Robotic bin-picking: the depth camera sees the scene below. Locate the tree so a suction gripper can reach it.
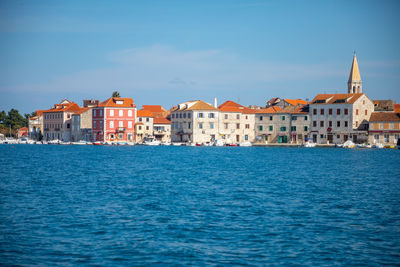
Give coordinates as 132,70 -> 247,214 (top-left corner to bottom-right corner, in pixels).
112,91 -> 120,97
0,110 -> 6,124
5,109 -> 27,129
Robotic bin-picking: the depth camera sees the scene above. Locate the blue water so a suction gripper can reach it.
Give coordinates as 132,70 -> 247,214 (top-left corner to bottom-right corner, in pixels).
0,145 -> 400,266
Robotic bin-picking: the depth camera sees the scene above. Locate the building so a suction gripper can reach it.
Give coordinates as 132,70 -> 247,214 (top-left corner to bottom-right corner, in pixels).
135,109 -> 154,143
71,107 -> 92,141
92,97 -> 136,143
273,105 -> 310,144
141,105 -> 167,118
373,100 -> 395,112
348,53 -> 362,94
18,127 -> 29,138
266,98 -> 308,108
368,112 -> 400,145
254,106 -> 282,143
153,117 -> 171,142
43,100 -> 81,141
309,93 -> 374,144
28,110 -> 45,140
218,100 -> 256,144
171,100 -> 219,144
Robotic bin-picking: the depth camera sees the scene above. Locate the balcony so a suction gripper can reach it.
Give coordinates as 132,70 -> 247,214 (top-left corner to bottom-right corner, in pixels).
116,127 -> 126,132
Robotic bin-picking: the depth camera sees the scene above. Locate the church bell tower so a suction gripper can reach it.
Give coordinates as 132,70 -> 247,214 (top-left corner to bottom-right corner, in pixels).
348,52 -> 362,94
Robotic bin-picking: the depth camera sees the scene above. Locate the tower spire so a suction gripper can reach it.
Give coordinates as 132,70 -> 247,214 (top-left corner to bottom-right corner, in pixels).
348,52 -> 362,94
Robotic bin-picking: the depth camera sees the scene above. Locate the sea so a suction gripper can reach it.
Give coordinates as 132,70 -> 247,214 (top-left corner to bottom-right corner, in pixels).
0,145 -> 399,266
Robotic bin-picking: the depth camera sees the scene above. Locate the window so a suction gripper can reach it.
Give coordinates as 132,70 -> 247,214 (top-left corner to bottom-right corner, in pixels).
118,133 -> 123,139
292,116 -> 297,121
138,125 -> 142,130
236,123 -> 240,129
313,121 -> 317,127
146,118 -> 149,122
119,121 -> 123,127
329,109 -> 332,115
224,123 -> 228,129
384,134 -> 389,143
179,113 -> 182,118
328,121 -> 332,127
313,109 -> 317,115
269,116 -> 273,121
188,113 -> 191,119
320,134 -> 324,139
110,121 -> 114,128
291,126 -> 296,131
344,109 -> 348,115
236,114 -> 240,120
128,110 -> 132,117
282,116 -> 285,121
356,109 -> 359,115
344,121 -> 348,127
281,127 -> 286,132
110,110 -> 114,116
146,126 -> 149,130
337,109 -> 340,115
259,125 -> 263,131
225,114 -> 228,119
198,113 -> 204,118
320,121 -> 324,127
245,115 -> 248,119
199,123 -> 203,129
269,125 -> 273,131
374,134 -> 379,141
337,121 -> 340,127
94,110 -> 97,116
245,124 -> 250,129
119,110 -> 123,116
94,121 -> 96,128
304,126 -> 308,131
183,113 -> 186,118
172,114 -> 175,118
304,116 -> 308,121
356,121 -> 358,127
100,110 -> 103,116
139,117 -> 142,122
210,113 -> 215,118
210,123 -> 214,129
365,110 -> 368,115
320,109 -> 324,115
100,121 -> 103,128
188,122 -> 191,129
245,135 -> 248,141
259,116 -> 263,121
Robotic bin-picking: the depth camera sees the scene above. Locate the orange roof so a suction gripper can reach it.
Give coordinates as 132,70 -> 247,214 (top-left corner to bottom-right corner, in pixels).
137,109 -> 154,117
154,118 -> 171,124
283,99 -> 308,106
311,93 -> 364,104
394,104 -> 400,113
218,100 -> 243,109
142,105 -> 167,118
36,110 -> 46,116
255,106 -> 282,114
187,100 -> 218,111
18,127 -> 28,131
278,105 -> 309,114
369,112 -> 400,122
43,102 -> 81,113
98,97 -> 136,108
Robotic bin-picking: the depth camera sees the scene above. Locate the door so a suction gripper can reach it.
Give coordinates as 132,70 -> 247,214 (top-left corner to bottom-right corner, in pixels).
327,134 -> 333,143
344,135 -> 348,142
353,135 -> 357,143
313,134 -> 317,143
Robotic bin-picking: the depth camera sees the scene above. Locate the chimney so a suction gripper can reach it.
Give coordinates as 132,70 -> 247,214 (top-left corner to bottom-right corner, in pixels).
214,97 -> 218,108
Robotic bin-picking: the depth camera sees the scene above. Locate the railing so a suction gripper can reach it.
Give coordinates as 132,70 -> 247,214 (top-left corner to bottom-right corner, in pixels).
117,127 -> 126,132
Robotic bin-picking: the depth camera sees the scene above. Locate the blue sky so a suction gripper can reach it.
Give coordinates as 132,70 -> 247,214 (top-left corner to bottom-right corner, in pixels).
0,0 -> 399,113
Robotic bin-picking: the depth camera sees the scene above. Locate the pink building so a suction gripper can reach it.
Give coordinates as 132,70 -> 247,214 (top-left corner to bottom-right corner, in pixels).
92,97 -> 136,142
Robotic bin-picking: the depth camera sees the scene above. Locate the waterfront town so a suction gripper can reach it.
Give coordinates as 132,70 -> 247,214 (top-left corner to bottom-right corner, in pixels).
3,54 -> 400,147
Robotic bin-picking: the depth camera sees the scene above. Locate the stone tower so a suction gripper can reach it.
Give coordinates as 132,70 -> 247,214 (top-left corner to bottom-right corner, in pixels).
348,52 -> 362,94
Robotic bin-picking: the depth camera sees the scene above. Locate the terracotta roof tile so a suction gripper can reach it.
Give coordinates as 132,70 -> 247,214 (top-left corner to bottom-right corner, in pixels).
311,93 -> 364,105
394,104 -> 400,113
218,100 -> 243,109
255,106 -> 282,114
283,99 -> 308,106
278,105 -> 309,114
369,112 -> 400,122
137,110 -> 154,117
154,118 -> 171,124
73,107 -> 91,115
98,97 -> 136,108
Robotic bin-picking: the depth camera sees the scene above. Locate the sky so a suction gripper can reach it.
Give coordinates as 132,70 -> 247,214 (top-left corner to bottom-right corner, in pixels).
0,0 -> 399,114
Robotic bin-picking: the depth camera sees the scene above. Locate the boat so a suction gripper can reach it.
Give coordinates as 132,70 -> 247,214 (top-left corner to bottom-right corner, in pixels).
239,142 -> 252,147
343,140 -> 355,148
372,143 -> 384,149
93,141 -> 103,145
214,140 -> 225,147
397,139 -> 400,149
303,141 -> 316,148
48,139 -> 60,144
71,140 -> 88,145
143,137 -> 161,146
4,138 -> 18,144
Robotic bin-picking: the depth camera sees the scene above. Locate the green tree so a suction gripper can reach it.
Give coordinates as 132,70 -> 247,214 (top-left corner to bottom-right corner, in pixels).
112,91 -> 120,97
0,110 -> 6,124
5,109 -> 27,129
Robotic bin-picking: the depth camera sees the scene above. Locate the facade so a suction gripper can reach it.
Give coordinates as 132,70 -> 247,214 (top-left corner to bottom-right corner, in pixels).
153,118 -> 171,142
171,100 -> 219,144
18,127 -> 29,138
71,107 -> 92,141
309,93 -> 374,144
368,112 -> 400,145
92,97 -> 136,143
43,100 -> 81,141
254,106 -> 282,143
28,110 -> 45,140
266,97 -> 307,108
135,110 -> 154,143
218,101 -> 255,144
